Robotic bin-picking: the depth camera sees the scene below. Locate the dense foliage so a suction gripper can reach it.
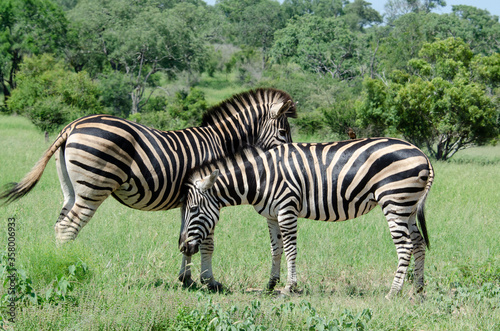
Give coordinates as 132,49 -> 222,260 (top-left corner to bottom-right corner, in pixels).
1,0 -> 499,158
7,54 -> 102,133
358,38 -> 499,159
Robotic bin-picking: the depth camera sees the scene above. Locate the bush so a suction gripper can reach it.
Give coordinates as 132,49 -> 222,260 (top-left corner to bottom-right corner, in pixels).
130,88 -> 207,131
295,114 -> 324,136
98,71 -> 133,117
7,54 -> 103,133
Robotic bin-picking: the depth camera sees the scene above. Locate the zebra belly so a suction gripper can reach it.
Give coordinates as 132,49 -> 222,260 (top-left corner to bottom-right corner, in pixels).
297,193 -> 378,222
112,179 -> 181,211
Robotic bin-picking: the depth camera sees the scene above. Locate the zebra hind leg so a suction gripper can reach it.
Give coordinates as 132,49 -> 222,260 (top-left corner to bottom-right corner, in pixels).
54,155 -> 111,243
54,196 -> 104,243
55,147 -> 75,235
385,216 -> 413,300
410,215 -> 426,297
266,218 -> 283,292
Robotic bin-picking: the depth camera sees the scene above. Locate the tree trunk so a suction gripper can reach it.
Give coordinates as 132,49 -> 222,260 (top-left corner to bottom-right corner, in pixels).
8,51 -> 20,92
0,70 -> 10,103
436,141 -> 443,160
130,90 -> 140,115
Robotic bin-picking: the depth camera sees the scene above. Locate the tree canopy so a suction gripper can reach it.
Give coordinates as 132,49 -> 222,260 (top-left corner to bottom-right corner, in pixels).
0,0 -> 67,100
0,0 -> 498,158
358,38 -> 499,160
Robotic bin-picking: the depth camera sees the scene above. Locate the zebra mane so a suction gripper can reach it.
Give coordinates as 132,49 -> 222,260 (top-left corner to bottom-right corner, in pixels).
201,88 -> 297,126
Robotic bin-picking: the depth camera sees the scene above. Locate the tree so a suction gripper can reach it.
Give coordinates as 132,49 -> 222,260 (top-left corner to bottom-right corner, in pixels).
384,0 -> 445,22
238,0 -> 284,69
0,0 -> 67,103
358,38 -> 499,160
377,12 -> 428,72
344,0 -> 382,29
130,87 -> 207,131
7,54 -> 103,133
271,15 -> 363,80
67,0 -> 210,114
281,0 -> 347,19
451,5 -> 500,55
378,7 -> 500,75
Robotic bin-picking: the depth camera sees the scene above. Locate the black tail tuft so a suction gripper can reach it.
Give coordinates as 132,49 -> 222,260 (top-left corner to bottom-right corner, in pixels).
417,203 -> 430,250
0,181 -> 38,206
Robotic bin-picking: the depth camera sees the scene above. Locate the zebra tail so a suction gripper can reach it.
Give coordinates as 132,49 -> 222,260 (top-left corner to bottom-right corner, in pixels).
416,159 -> 434,250
0,129 -> 69,205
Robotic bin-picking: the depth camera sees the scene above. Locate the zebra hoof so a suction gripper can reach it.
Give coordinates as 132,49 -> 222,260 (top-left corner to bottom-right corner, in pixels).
277,284 -> 302,298
202,278 -> 224,292
266,277 -> 280,292
410,288 -> 426,303
385,290 -> 399,301
208,282 -> 224,292
179,275 -> 197,289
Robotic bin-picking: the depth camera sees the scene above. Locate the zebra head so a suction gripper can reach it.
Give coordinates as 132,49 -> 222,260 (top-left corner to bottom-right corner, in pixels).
202,89 -> 297,151
256,99 -> 294,150
179,170 -> 220,256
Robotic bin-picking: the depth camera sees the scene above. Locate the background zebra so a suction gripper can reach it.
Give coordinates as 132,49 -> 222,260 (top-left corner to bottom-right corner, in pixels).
0,88 -> 296,290
179,138 -> 434,299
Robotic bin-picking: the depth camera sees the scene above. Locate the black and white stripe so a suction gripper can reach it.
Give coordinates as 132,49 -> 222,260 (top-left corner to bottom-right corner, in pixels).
179,138 -> 434,298
0,88 -> 296,288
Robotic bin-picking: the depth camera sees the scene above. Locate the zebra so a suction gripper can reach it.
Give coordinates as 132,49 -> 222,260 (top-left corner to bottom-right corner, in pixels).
179,138 -> 434,299
0,88 -> 297,290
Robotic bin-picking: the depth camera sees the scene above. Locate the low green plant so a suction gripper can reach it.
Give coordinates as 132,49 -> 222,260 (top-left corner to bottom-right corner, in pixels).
0,252 -> 88,314
172,297 -> 372,330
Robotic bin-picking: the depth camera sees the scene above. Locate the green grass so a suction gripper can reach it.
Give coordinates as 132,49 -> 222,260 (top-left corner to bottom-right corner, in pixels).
195,72 -> 249,105
161,71 -> 248,106
0,115 -> 499,330
450,145 -> 500,165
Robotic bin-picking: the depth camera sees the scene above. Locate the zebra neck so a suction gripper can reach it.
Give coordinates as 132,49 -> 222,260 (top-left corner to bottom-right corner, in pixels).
204,119 -> 253,158
183,125 -> 248,167
212,150 -> 265,208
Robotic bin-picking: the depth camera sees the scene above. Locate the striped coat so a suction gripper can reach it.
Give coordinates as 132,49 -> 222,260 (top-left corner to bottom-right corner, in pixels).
179,138 -> 434,298
0,88 -> 296,289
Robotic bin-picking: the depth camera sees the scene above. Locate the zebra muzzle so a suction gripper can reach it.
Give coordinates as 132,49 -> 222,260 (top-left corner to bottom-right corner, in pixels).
179,236 -> 200,256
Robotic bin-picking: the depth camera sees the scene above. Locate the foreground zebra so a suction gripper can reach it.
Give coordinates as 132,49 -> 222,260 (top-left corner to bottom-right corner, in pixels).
0,88 -> 296,289
179,138 -> 434,298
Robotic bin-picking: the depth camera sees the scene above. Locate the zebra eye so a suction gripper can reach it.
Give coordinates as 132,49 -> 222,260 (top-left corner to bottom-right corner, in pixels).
278,129 -> 288,141
189,205 -> 199,214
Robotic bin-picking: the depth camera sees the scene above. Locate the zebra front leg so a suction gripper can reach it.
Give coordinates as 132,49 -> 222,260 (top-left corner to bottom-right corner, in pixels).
386,217 -> 413,300
266,218 -> 283,291
178,254 -> 196,288
199,232 -> 223,291
278,213 -> 300,295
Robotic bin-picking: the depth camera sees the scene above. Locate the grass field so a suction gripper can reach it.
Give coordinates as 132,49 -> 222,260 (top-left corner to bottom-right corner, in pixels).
0,115 -> 499,330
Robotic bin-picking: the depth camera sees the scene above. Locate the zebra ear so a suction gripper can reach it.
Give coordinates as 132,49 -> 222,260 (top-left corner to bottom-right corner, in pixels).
270,100 -> 293,119
198,169 -> 219,192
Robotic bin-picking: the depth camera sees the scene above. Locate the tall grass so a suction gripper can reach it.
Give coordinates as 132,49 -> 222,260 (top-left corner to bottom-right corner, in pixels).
0,115 -> 499,330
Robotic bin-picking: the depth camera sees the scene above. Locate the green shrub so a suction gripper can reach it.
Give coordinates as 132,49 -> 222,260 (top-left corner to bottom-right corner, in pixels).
7,54 -> 103,133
